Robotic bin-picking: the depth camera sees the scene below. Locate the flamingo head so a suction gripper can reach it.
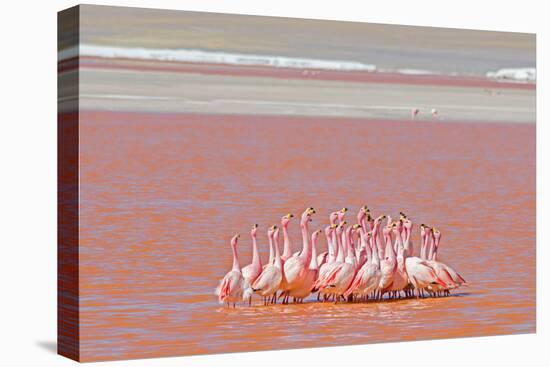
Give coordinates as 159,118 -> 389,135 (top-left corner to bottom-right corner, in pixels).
250,223 -> 259,237
403,218 -> 413,231
230,233 -> 240,247
337,207 -> 348,222
329,211 -> 339,225
324,225 -> 333,238
273,226 -> 280,241
301,207 -> 316,224
281,213 -> 294,226
366,231 -> 373,240
312,229 -> 323,242
336,221 -> 347,236
383,222 -> 393,236
433,227 -> 441,241
374,214 -> 386,227
267,225 -> 277,238
399,211 -> 408,221
424,225 -> 433,238
357,205 -> 369,222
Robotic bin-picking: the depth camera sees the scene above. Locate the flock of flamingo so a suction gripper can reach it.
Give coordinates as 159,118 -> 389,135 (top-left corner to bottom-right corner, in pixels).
216,206 -> 466,307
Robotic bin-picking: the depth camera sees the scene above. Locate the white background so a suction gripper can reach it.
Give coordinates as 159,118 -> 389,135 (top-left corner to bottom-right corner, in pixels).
0,0 -> 546,365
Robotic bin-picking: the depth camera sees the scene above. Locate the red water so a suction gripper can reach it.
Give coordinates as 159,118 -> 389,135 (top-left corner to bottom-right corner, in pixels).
78,111 -> 535,361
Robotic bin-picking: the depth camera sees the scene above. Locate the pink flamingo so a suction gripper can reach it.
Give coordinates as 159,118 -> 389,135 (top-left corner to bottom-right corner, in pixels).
403,220 -> 447,298
355,207 -> 370,266
289,229 -> 323,303
215,234 -> 244,307
345,226 -> 382,301
421,227 -> 458,295
242,224 -> 263,306
378,221 -> 397,299
401,214 -> 414,257
282,207 -> 315,303
429,229 -> 466,294
315,223 -> 358,303
313,221 -> 346,301
315,223 -> 338,301
386,221 -> 409,298
411,107 -> 420,119
252,226 -> 283,305
316,210 -> 341,267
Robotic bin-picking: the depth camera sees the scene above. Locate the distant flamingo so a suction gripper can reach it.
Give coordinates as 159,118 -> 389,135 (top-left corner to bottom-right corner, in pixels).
282,207 -> 315,303
252,226 -> 283,305
242,224 -> 263,306
215,234 -> 244,307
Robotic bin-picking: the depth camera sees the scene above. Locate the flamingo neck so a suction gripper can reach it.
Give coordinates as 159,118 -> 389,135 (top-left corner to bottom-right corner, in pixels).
420,234 -> 427,260
427,234 -> 435,260
361,229 -> 372,262
384,233 -> 395,260
395,230 -> 405,263
371,235 -> 380,265
268,233 -> 274,264
375,224 -> 385,259
336,230 -> 345,262
231,243 -> 240,272
273,233 -> 282,269
309,236 -> 318,270
433,236 -> 440,260
282,224 -> 292,259
299,220 -> 311,263
251,234 -> 261,268
346,228 -> 355,259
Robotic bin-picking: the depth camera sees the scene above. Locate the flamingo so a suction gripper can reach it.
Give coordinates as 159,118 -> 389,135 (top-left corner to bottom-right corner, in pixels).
277,213 -> 294,300
252,226 -> 283,305
315,222 -> 358,303
432,228 -> 465,288
420,227 -> 458,296
215,234 -> 244,308
403,220 -> 447,298
316,211 -> 340,267
313,221 -> 346,301
386,221 -> 409,298
315,223 -> 339,301
378,221 -> 397,299
242,224 -> 262,306
345,227 -> 382,301
288,229 -> 323,303
430,228 -> 466,290
282,207 -> 315,303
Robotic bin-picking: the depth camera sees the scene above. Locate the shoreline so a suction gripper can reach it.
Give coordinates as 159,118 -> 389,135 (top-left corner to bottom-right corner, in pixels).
59,56 -> 536,91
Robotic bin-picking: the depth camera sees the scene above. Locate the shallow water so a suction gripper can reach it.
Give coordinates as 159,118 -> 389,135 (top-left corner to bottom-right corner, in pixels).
78,111 -> 535,361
